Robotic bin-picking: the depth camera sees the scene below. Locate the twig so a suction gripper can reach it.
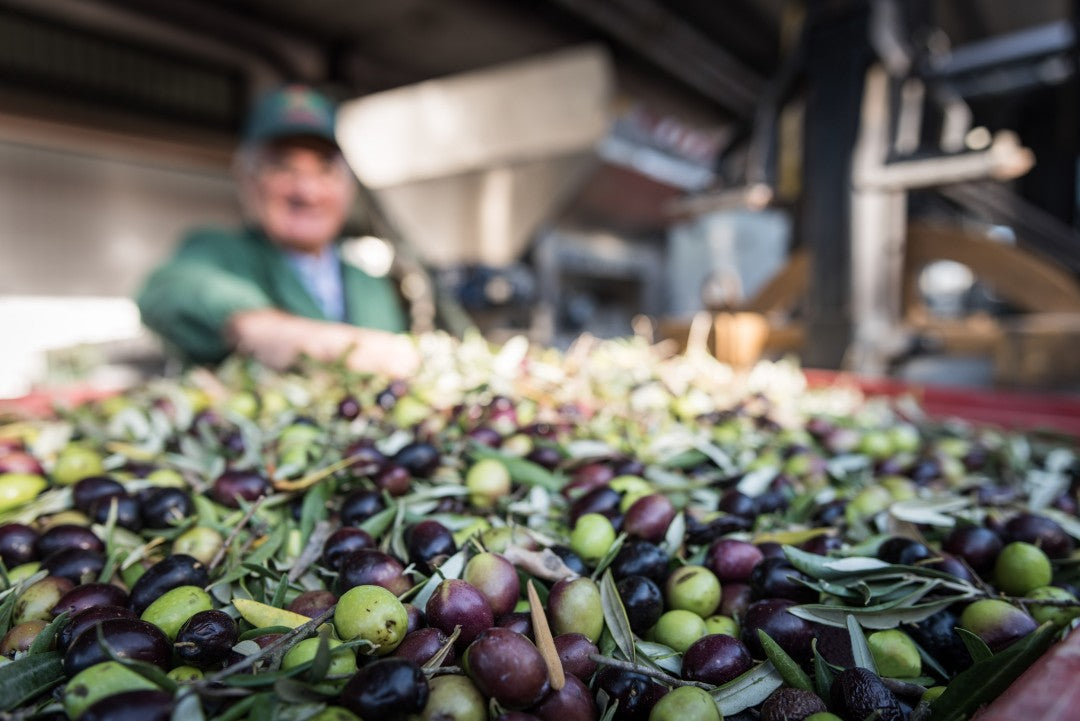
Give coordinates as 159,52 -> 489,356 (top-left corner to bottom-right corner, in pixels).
288,520 -> 333,582
208,497 -> 266,571
202,605 -> 336,683
529,580 -> 566,690
589,653 -> 711,690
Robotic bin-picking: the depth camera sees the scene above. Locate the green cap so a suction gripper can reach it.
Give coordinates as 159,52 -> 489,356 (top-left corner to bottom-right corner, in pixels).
243,84 -> 338,147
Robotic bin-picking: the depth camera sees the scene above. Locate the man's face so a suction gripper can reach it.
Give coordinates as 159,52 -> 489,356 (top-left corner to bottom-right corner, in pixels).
242,138 -> 355,254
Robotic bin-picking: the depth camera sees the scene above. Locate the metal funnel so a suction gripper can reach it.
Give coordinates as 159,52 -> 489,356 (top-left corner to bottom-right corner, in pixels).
336,45 -> 614,268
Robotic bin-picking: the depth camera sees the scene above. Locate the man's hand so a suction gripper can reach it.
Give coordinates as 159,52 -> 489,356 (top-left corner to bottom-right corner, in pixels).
225,309 -> 420,377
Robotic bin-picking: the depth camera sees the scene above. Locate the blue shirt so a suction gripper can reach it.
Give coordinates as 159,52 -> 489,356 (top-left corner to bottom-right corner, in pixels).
284,246 -> 346,322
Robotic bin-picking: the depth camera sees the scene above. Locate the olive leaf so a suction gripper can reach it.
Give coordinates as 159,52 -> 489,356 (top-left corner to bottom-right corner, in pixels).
28,611 -> 68,655
846,614 -> 878,674
954,627 -> 993,663
411,548 -> 467,611
590,533 -> 627,580
712,660 -> 784,717
600,569 -> 636,665
790,594 -> 963,630
661,512 -> 685,556
812,639 -> 835,701
359,506 -> 397,539
308,627 -> 333,682
757,630 -> 813,692
925,623 -> 1058,721
172,691 -> 206,721
634,640 -> 682,674
0,651 -> 64,711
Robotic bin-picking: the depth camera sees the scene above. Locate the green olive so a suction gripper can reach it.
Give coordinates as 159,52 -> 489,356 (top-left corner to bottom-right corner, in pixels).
665,565 -> 722,618
52,444 -> 104,485
334,584 -> 408,655
167,666 -> 204,683
140,585 -> 214,640
1026,586 -> 1080,626
994,542 -> 1052,596
652,609 -> 707,653
172,526 -> 224,565
282,636 -> 358,678
64,661 -> 158,718
414,673 -> 487,721
648,685 -> 721,721
0,473 -> 47,512
465,458 -> 512,508
704,614 -> 739,637
867,629 -> 921,678
569,513 -> 616,564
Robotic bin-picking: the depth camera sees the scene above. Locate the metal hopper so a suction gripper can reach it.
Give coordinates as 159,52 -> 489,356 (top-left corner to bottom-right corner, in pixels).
335,45 -> 615,269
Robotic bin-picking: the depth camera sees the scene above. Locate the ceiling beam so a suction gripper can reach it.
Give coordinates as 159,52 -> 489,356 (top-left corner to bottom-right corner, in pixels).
544,0 -> 765,119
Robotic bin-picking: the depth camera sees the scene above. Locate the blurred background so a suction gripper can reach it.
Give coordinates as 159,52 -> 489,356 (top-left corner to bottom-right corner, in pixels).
3,0 -> 1080,399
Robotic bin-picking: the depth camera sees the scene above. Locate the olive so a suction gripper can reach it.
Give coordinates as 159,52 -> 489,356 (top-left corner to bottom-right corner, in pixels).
405,603 -> 424,634
705,539 -> 764,583
1,619 -> 47,656
616,575 -> 663,635
0,449 -> 44,475
550,545 -> 589,577
343,440 -> 389,474
392,627 -> 456,667
812,499 -> 847,526
1003,513 -> 1075,559
547,577 -> 604,643
53,583 -> 129,617
570,513 -> 617,564
594,667 -> 668,721
89,493 -> 143,531
562,462 -> 615,498
526,445 -> 562,470
799,534 -> 843,556
64,618 -> 171,675
0,522 -> 38,567
375,464 -> 413,496
877,537 -> 934,566
322,528 -> 375,570
718,490 -> 758,519
43,548 -> 106,584
282,637 -> 357,679
568,486 -> 622,524
466,458 -> 512,507
813,624 -> 855,669
210,469 -> 269,508
463,552 -> 520,617
58,606 -> 136,652
994,542 -> 1052,595
80,690 -> 173,721
287,589 -> 338,618
759,688 -> 827,721
337,394 -> 362,420
63,661 -> 159,719
681,634 -> 753,685
741,599 -> 815,664
341,658 -> 429,721
665,565 -> 721,617
749,558 -> 817,603
942,525 -> 1002,575
14,576 -> 74,623
531,673 -> 597,721
418,674 -> 487,721
467,426 -> 504,448
757,542 -> 787,560
340,489 -> 387,526
141,585 -> 213,640
426,579 -> 494,649
35,524 -> 104,558
623,494 -> 676,542
553,633 -> 599,680
175,609 -> 237,668
647,686 -> 719,721
610,540 -> 670,584
905,609 -> 971,675
717,581 -> 752,619
496,714 -> 542,721
139,488 -> 194,528
335,584 -> 408,654
685,515 -> 752,546
337,549 -> 411,596
128,554 -> 209,615
498,611 -> 534,639
830,667 -> 903,721
867,629 -> 921,678
959,599 -> 1038,653
72,476 -> 125,512
406,520 -> 457,574
464,628 -> 549,708
393,442 -> 441,478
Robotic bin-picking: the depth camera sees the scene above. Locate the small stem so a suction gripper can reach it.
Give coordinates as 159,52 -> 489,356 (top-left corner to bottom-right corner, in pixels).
589,653 -> 712,690
288,520 -> 332,582
202,605 -> 336,684
208,497 -> 266,571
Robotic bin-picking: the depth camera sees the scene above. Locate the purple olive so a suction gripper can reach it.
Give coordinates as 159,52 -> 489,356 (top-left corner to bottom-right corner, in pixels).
681,634 -> 754,685
741,598 -> 815,665
211,470 -> 269,508
464,628 -> 549,709
623,494 -> 676,542
530,673 -> 597,721
392,627 -> 456,667
706,539 -> 764,583
64,618 -> 171,675
52,583 -> 128,617
426,579 -> 494,649
286,590 -> 338,618
337,549 -> 411,596
553,633 -> 599,680
58,605 -> 135,651
322,527 -> 375,570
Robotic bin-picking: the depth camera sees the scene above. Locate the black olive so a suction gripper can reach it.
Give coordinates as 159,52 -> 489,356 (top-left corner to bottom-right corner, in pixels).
174,609 -> 237,668
393,442 -> 440,478
0,523 -> 38,567
58,606 -> 135,652
341,658 -> 429,721
830,667 -> 904,721
64,618 -> 171,676
72,476 -> 125,512
89,494 -> 143,531
35,525 -> 103,558
139,488 -> 194,528
128,554 -> 209,615
81,690 -> 173,721
43,548 -> 106,584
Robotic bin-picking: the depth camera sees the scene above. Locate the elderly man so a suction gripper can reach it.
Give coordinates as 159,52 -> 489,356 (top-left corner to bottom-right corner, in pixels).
137,85 -> 418,376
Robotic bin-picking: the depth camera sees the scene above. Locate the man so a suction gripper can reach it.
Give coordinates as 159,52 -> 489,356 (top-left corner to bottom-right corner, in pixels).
137,85 -> 419,376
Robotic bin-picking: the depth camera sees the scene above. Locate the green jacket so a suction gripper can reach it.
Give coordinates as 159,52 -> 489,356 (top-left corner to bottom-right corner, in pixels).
137,226 -> 407,364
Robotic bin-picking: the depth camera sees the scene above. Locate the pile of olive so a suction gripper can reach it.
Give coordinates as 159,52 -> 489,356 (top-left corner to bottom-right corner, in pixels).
0,358 -> 1077,721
